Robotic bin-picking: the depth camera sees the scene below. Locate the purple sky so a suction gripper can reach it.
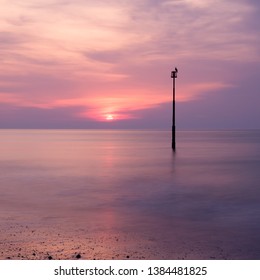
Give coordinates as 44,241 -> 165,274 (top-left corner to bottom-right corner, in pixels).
0,0 -> 259,129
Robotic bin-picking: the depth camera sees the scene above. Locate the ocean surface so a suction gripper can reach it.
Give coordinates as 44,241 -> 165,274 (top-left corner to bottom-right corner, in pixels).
1,129 -> 260,259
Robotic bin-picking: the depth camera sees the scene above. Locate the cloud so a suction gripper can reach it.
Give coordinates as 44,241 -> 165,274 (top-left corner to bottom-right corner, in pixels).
83,50 -> 125,64
0,104 -> 91,128
0,0 -> 259,128
0,31 -> 29,48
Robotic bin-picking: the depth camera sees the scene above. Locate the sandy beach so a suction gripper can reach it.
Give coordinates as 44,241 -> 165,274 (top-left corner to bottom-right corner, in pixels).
0,218 -> 244,260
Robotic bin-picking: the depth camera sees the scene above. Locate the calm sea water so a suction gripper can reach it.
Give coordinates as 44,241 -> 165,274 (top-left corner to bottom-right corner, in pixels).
1,130 -> 260,259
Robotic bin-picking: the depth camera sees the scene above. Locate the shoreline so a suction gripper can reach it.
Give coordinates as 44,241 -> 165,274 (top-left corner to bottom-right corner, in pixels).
0,221 -> 249,260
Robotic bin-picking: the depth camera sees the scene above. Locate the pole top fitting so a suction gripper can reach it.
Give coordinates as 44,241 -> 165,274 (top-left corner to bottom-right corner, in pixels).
171,67 -> 178,78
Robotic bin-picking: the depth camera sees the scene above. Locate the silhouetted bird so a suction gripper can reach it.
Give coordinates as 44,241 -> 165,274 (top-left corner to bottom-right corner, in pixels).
175,67 -> 178,73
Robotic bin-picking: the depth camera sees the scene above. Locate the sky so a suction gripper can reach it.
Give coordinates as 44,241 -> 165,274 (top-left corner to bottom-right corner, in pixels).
0,0 -> 259,129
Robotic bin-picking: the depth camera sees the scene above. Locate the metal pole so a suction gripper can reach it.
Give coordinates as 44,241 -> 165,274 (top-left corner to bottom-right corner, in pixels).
171,68 -> 178,150
172,76 -> 176,150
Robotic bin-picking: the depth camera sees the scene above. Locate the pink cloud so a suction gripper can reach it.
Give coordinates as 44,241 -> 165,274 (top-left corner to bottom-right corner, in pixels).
0,0 -> 259,128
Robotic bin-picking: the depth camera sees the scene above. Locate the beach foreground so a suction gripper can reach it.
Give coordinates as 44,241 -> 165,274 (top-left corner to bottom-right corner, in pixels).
1,130 -> 260,260
0,220 -> 247,260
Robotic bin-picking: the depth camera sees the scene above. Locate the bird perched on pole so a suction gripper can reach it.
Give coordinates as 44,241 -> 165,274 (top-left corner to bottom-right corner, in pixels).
175,67 -> 178,73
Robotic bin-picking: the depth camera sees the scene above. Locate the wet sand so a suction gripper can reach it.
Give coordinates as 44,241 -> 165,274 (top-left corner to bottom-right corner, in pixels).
0,219 -> 241,260
0,222 -> 153,260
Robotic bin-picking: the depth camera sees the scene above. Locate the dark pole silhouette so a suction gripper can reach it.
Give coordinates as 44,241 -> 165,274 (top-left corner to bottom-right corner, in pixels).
171,68 -> 178,150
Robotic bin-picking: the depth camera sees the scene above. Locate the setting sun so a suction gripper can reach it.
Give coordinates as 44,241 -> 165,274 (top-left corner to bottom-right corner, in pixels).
106,114 -> 114,121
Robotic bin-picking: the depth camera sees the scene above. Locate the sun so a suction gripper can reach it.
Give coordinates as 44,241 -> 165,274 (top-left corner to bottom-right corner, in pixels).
105,114 -> 114,121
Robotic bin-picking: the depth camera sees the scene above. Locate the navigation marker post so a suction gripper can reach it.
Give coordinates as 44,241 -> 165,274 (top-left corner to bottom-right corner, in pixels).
171,68 -> 178,150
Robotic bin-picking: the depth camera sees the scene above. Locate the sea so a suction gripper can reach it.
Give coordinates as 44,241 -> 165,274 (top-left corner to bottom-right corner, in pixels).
0,129 -> 260,259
